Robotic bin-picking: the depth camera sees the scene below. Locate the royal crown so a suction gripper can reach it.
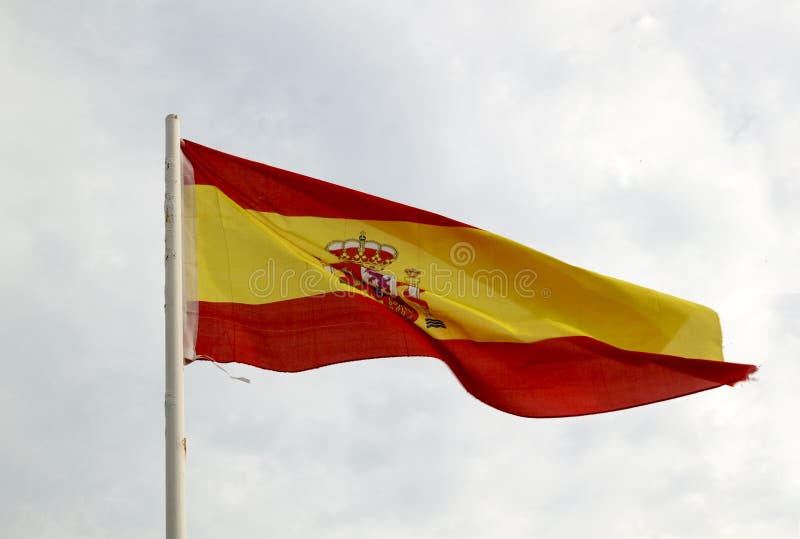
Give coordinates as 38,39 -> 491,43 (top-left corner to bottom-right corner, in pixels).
326,231 -> 398,270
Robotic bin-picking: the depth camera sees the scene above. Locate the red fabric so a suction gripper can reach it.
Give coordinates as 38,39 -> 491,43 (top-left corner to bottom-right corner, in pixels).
192,294 -> 755,418
182,139 -> 470,227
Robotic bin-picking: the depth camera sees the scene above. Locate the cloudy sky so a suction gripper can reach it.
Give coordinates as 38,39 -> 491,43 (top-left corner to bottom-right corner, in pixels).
1,1 -> 798,537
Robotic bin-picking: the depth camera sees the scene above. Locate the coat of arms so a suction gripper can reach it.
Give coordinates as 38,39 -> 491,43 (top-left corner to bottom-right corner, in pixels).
324,232 -> 446,329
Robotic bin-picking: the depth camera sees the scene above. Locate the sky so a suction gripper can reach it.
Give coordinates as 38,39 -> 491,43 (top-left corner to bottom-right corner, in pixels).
1,1 -> 798,537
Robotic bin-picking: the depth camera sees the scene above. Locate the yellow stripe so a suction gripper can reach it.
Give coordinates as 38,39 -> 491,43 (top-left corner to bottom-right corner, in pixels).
186,184 -> 722,360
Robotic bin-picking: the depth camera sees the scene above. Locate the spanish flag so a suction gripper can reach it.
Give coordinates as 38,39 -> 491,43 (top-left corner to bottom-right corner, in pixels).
181,140 -> 756,418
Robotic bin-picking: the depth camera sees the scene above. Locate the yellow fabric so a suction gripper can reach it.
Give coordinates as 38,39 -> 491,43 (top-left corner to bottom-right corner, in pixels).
186,183 -> 723,360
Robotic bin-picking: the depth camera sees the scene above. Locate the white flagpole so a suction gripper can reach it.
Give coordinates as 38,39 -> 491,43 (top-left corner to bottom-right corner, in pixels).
164,114 -> 186,539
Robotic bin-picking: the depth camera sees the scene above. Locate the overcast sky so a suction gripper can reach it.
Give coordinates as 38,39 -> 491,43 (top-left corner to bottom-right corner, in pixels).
1,1 -> 798,537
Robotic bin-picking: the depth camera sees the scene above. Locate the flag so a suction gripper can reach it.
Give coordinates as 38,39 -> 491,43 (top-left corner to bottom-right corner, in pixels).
180,140 -> 756,418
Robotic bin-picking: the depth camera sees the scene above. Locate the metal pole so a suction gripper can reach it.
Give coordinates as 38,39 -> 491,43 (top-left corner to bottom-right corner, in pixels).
164,113 -> 186,539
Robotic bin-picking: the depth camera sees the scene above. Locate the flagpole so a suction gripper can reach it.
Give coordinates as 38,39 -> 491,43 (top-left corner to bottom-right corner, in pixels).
164,113 -> 186,539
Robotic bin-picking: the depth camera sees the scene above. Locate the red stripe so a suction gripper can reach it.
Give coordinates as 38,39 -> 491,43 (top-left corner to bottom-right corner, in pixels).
181,139 -> 470,227
190,294 -> 756,418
